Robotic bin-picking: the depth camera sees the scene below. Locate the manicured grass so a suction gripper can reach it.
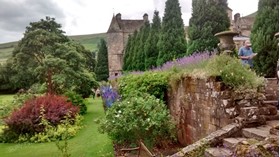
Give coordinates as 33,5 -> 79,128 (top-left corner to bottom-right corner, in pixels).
0,97 -> 114,157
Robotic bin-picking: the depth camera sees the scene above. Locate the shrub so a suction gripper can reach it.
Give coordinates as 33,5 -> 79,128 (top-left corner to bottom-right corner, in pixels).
64,91 -> 87,115
99,93 -> 176,146
206,55 -> 264,90
0,92 -> 35,125
2,95 -> 79,142
118,71 -> 170,101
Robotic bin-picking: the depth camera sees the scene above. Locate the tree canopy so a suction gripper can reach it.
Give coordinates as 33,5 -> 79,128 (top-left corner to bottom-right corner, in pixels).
95,39 -> 109,81
157,0 -> 187,66
188,0 -> 230,54
10,17 -> 97,96
251,0 -> 279,77
144,10 -> 162,69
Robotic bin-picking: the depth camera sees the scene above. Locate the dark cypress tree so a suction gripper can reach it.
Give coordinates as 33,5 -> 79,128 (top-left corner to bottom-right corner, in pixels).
188,0 -> 230,54
130,30 -> 141,70
95,39 -> 109,81
251,0 -> 279,77
144,10 -> 161,69
157,0 -> 187,66
123,35 -> 132,71
134,20 -> 150,71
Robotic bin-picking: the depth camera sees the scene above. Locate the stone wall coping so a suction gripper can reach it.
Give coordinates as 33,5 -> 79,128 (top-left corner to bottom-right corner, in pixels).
169,123 -> 241,157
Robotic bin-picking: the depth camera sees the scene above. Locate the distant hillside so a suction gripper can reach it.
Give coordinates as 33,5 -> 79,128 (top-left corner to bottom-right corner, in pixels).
0,33 -> 106,64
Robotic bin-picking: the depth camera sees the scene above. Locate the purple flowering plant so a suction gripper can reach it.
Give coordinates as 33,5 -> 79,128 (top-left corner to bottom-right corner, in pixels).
108,51 -> 215,80
100,85 -> 120,108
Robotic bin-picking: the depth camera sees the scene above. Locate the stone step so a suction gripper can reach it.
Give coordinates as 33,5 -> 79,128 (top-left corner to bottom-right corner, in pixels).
265,94 -> 278,100
263,100 -> 278,106
242,126 -> 277,141
266,120 -> 279,127
223,138 -> 247,150
204,147 -> 233,157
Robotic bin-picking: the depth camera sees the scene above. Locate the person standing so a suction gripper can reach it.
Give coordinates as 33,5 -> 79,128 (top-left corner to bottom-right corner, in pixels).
238,40 -> 257,68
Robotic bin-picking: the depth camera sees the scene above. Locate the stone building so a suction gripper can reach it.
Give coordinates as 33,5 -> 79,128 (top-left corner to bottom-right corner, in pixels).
107,13 -> 148,77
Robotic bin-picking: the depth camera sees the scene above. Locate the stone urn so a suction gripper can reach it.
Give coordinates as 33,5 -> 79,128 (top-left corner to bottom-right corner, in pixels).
215,31 -> 239,55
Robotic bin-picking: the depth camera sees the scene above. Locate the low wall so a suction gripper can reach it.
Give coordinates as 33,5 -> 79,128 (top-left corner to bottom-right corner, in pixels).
168,76 -> 268,146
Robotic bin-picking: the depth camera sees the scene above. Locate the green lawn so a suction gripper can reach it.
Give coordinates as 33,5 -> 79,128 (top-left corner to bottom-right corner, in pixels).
0,96 -> 114,157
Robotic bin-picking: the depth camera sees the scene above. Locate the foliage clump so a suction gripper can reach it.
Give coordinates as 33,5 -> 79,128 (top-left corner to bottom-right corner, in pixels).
251,0 -> 279,77
188,0 -> 230,54
118,71 -> 170,101
64,91 -> 87,115
95,39 -> 109,81
206,54 -> 264,90
157,0 -> 187,66
99,93 -> 175,146
1,95 -> 79,142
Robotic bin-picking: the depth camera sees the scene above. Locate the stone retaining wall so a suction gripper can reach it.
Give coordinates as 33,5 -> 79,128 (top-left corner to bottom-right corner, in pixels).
167,76 -> 276,146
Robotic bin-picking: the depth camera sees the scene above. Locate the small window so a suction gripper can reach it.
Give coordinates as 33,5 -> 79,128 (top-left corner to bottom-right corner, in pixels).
115,73 -> 118,76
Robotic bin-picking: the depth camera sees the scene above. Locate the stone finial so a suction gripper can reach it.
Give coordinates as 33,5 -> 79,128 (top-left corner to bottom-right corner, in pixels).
143,13 -> 148,22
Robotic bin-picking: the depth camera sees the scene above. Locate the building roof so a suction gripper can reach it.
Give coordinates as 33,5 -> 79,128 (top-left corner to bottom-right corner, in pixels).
107,14 -> 144,33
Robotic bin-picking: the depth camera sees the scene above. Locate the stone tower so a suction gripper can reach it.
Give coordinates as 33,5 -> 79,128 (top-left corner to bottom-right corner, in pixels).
107,13 -> 148,77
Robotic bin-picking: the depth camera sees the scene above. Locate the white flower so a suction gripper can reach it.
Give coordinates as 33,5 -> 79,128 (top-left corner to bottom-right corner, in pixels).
118,110 -> 122,113
115,114 -> 120,118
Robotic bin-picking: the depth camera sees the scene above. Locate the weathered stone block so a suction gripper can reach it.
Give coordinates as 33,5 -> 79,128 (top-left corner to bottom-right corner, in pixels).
259,105 -> 278,115
221,99 -> 234,108
239,107 -> 259,119
236,99 -> 252,107
225,107 -> 238,118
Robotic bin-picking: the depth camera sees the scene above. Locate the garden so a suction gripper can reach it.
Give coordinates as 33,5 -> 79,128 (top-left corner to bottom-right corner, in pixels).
98,52 -> 265,156
0,94 -> 113,157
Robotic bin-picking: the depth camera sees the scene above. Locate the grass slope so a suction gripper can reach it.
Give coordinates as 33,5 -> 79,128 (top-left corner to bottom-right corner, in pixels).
0,33 -> 106,63
0,96 -> 114,157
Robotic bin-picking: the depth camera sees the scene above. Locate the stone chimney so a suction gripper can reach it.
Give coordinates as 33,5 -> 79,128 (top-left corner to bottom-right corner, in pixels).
234,13 -> 240,22
116,13 -> 121,21
143,13 -> 148,22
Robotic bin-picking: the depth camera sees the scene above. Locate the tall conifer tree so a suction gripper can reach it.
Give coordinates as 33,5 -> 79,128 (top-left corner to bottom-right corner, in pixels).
188,0 -> 230,54
144,10 -> 161,69
123,35 -> 132,71
95,39 -> 109,81
157,0 -> 187,66
251,0 -> 279,77
135,20 -> 150,71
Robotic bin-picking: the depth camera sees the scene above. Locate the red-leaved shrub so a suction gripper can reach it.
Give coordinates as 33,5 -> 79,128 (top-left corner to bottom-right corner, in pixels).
4,94 -> 79,135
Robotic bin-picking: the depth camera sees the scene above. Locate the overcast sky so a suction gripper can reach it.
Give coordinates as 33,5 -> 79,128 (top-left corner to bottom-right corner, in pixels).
0,0 -> 258,43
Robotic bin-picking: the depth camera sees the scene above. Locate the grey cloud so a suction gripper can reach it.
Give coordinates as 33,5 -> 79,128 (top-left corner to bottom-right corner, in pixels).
0,0 -> 65,42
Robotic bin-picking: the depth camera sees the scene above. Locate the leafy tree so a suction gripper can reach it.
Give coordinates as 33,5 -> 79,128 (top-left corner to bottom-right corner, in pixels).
144,10 -> 162,69
251,0 -> 279,77
157,0 -> 187,66
11,17 -> 97,96
95,39 -> 109,81
0,60 -> 17,92
188,0 -> 230,54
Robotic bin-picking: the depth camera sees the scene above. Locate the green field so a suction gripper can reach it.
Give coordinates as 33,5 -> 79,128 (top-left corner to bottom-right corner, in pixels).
0,96 -> 114,157
0,33 -> 106,64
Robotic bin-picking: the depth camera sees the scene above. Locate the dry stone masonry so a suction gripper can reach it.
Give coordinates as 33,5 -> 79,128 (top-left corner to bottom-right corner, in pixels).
168,76 -> 278,146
